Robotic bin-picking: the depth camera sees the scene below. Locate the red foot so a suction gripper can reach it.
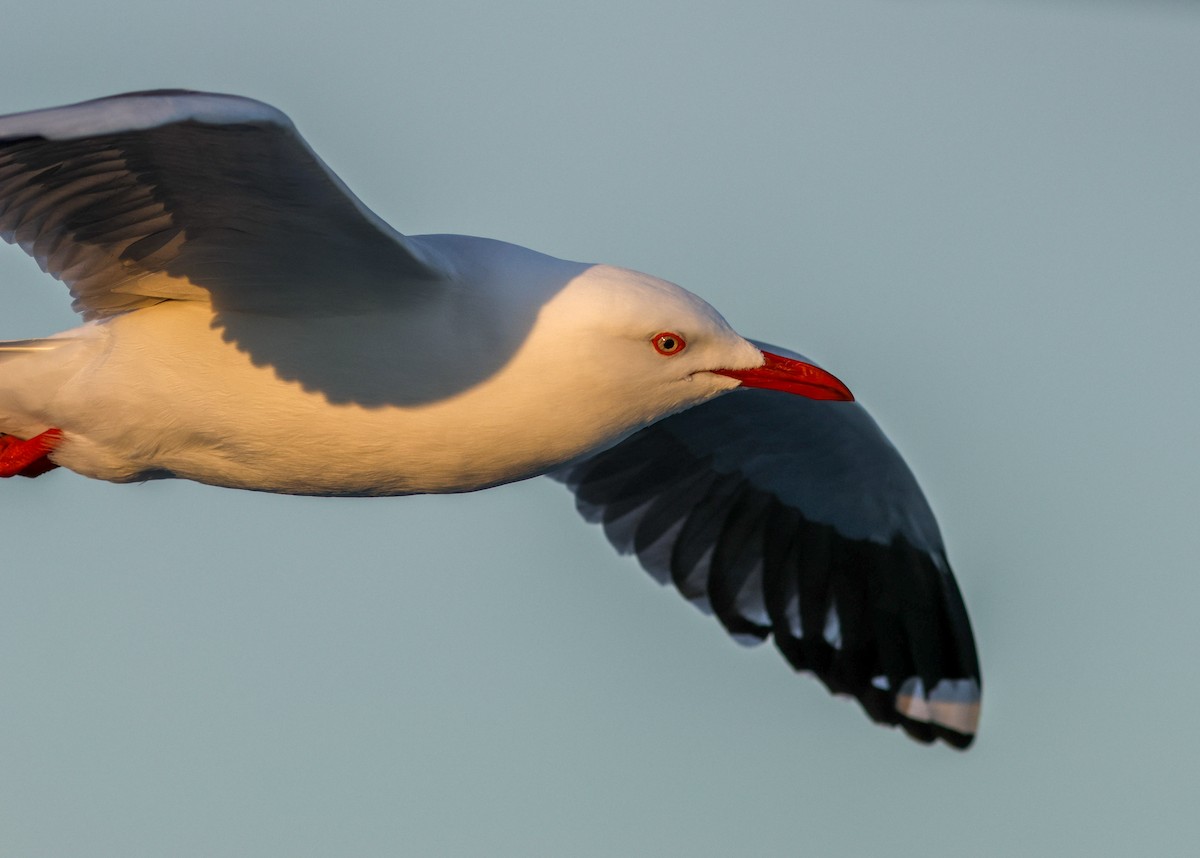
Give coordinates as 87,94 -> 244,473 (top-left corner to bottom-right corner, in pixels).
0,429 -> 63,478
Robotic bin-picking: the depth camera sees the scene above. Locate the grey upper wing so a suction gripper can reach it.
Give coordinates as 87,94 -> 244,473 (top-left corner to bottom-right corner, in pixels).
550,346 -> 981,748
0,90 -> 446,319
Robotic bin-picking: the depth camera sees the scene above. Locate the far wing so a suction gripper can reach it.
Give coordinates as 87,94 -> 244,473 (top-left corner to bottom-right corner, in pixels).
0,90 -> 446,319
551,348 -> 981,748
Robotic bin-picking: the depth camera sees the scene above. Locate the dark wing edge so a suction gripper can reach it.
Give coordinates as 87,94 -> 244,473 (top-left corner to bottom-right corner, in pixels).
549,387 -> 982,749
0,89 -> 447,319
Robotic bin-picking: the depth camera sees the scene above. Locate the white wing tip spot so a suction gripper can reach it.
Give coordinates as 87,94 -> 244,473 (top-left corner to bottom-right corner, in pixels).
822,599 -> 842,650
895,676 -> 981,736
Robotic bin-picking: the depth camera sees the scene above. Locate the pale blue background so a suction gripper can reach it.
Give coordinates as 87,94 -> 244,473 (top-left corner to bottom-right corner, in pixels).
1,1 -> 1197,855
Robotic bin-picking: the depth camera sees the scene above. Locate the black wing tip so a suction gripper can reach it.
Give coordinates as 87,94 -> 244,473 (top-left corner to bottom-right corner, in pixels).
774,632 -> 981,749
896,716 -> 976,749
554,402 -> 984,751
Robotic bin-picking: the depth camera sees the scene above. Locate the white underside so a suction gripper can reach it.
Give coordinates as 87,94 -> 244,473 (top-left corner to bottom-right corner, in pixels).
0,291 -> 741,496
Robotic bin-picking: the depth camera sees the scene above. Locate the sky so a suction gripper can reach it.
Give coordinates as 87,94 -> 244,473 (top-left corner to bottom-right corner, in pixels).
1,1 -> 1198,855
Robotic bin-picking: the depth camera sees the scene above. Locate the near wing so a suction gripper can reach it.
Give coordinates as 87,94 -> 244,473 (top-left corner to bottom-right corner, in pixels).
551,347 -> 982,748
0,90 -> 445,319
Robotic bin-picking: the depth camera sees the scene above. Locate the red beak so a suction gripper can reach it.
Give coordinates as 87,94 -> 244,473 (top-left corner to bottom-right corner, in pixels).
713,350 -> 854,401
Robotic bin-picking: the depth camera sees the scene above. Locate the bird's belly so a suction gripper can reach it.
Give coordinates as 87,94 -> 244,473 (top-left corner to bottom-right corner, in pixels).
44,306 -> 625,496
56,371 -> 568,496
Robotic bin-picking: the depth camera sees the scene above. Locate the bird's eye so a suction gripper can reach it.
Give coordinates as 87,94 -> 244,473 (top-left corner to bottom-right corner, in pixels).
652,332 -> 686,356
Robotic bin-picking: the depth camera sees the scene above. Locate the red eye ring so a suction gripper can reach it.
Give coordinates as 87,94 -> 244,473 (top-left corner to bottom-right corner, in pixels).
652,332 -> 686,356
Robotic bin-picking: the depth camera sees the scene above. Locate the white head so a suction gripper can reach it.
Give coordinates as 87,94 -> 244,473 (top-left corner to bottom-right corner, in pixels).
492,262 -> 853,459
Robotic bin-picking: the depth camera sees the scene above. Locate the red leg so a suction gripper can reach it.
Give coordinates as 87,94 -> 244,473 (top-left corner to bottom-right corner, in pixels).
0,429 -> 63,478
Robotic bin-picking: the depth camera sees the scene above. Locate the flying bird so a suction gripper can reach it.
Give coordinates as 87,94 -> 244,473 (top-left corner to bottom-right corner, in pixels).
0,91 -> 980,747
